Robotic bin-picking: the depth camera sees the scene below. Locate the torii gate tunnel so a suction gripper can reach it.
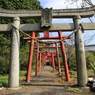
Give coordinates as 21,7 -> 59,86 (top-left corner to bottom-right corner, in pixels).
0,7 -> 95,88
24,32 -> 70,82
34,43 -> 62,77
35,50 -> 57,76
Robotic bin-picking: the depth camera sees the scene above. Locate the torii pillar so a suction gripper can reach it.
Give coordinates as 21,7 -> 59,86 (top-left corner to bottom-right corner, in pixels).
35,42 -> 39,76
51,53 -> 55,71
9,17 -> 20,88
58,31 -> 70,81
56,43 -> 61,76
39,53 -> 42,72
26,32 -> 35,82
73,15 -> 87,87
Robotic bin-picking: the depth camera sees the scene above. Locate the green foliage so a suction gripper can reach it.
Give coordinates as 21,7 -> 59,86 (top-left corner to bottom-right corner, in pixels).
65,43 -> 76,70
85,51 -> 95,68
68,87 -> 81,91
20,43 -> 29,70
65,43 -> 95,71
0,33 -> 11,75
0,0 -> 41,10
92,50 -> 95,56
68,56 -> 76,71
0,0 -> 42,24
0,0 -> 42,75
0,75 -> 8,87
19,70 -> 27,80
0,70 -> 27,87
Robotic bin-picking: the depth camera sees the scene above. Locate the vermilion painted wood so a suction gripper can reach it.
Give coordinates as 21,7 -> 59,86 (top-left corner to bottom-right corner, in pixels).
58,31 -> 70,81
35,43 -> 39,76
26,32 -> 35,82
44,31 -> 49,38
56,43 -> 61,76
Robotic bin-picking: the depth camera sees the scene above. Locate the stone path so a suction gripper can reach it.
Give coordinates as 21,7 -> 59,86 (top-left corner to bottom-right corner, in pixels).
0,66 -> 89,95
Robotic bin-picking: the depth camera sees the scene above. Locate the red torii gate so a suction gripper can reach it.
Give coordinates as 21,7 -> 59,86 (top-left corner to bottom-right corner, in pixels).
35,50 -> 57,76
23,31 -> 70,82
34,43 -> 62,76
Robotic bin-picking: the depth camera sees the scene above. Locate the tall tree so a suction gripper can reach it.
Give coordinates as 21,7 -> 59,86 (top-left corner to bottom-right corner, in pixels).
0,0 -> 42,75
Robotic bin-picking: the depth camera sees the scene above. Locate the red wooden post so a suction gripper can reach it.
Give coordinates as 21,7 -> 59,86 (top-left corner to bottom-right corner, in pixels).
35,42 -> 39,76
51,54 -> 53,67
56,43 -> 61,76
23,36 -> 68,40
58,31 -> 70,81
44,31 -> 49,38
26,32 -> 35,82
51,53 -> 55,72
39,53 -> 41,72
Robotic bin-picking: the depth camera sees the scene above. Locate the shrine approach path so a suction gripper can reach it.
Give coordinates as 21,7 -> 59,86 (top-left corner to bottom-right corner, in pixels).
3,66 -> 88,95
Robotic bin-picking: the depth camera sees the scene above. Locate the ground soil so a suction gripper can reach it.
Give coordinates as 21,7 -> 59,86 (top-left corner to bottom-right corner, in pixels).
0,66 -> 95,95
